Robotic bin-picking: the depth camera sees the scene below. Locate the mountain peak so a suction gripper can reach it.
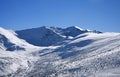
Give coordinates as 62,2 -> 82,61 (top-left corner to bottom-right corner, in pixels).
62,26 -> 85,37
16,26 -> 65,46
68,26 -> 83,31
66,26 -> 83,31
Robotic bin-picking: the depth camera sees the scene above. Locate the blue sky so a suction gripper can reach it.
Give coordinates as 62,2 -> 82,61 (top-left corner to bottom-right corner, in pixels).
0,0 -> 120,32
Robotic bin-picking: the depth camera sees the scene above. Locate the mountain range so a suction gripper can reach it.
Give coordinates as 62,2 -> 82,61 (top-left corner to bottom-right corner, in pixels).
0,26 -> 120,77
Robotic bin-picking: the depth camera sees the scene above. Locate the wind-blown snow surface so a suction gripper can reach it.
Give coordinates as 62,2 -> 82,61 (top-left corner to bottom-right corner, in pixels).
0,26 -> 120,77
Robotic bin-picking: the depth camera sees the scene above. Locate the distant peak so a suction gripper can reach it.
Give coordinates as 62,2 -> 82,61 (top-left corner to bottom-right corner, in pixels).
66,26 -> 83,31
85,29 -> 91,32
73,26 -> 83,30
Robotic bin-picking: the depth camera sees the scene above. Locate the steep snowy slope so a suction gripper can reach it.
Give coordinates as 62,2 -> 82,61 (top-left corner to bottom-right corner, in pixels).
0,27 -> 37,51
16,26 -> 66,46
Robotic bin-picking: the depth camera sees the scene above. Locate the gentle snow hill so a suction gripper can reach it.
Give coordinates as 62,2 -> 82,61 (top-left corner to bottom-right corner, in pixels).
27,32 -> 120,77
16,26 -> 101,46
0,27 -> 37,51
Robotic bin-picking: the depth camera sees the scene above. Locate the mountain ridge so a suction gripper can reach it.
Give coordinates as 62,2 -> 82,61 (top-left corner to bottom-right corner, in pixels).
16,26 -> 102,46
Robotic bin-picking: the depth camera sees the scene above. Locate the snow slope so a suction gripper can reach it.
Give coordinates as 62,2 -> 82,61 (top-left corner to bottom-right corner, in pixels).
26,32 -> 120,77
0,27 -> 37,51
0,26 -> 120,77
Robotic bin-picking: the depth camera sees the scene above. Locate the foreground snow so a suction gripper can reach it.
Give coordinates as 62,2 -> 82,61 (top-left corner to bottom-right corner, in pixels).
0,26 -> 120,77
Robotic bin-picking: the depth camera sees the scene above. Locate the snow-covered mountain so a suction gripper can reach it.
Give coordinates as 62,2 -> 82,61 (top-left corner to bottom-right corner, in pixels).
0,26 -> 120,77
16,26 -> 66,46
16,26 -> 101,46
